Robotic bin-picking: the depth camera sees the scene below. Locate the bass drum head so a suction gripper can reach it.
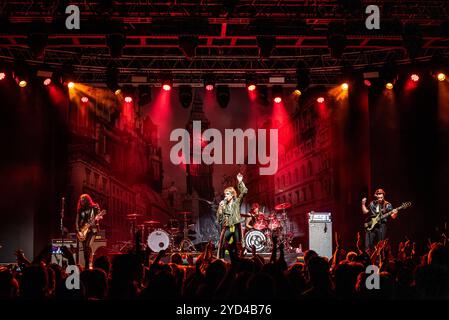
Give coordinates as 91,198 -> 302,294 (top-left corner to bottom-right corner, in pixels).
244,229 -> 266,253
147,229 -> 170,252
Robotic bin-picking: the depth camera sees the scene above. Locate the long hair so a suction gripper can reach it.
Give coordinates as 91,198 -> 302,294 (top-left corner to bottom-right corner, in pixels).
77,194 -> 96,212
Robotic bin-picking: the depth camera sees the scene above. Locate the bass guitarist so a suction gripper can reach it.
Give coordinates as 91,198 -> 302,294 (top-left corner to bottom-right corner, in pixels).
361,189 -> 397,252
76,194 -> 104,269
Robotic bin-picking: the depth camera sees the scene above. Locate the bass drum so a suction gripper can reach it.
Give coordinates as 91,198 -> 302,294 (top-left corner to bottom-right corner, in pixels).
244,229 -> 267,253
147,229 -> 170,252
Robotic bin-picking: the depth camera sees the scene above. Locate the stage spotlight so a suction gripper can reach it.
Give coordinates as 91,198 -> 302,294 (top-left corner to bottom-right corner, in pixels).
341,82 -> 349,90
385,82 -> 394,90
272,85 -> 283,103
204,74 -> 215,92
216,85 -> 230,108
364,79 -> 372,87
162,76 -> 173,91
114,89 -> 122,96
162,83 -> 172,91
410,74 -> 420,82
19,80 -> 27,88
246,74 -> 257,92
247,83 -> 256,92
179,85 -> 193,108
293,89 -> 302,96
106,33 -> 126,58
124,96 -> 133,103
43,78 -> 52,86
81,96 -> 89,103
67,81 -> 75,89
437,73 -> 446,81
0,72 -> 5,81
317,96 -> 325,104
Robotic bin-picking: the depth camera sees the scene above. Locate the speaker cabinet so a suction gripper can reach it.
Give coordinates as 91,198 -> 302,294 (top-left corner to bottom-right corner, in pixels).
308,212 -> 333,259
51,238 -> 106,267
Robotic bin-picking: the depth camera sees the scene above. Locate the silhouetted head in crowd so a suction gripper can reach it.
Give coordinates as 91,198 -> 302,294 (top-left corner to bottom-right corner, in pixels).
346,251 -> 358,262
20,265 -> 48,299
205,259 -> 227,287
304,250 -> 318,266
246,272 -> 276,299
93,255 -> 111,275
141,270 -> 178,300
0,270 -> 19,299
307,256 -> 331,289
81,269 -> 108,300
170,253 -> 183,265
428,243 -> 449,270
334,262 -> 364,298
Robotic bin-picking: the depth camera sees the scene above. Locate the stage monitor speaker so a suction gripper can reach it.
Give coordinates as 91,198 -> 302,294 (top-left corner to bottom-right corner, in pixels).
308,212 -> 333,259
51,238 -> 107,267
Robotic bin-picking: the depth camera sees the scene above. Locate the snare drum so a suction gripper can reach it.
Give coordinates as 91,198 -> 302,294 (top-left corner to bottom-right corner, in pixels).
147,229 -> 170,252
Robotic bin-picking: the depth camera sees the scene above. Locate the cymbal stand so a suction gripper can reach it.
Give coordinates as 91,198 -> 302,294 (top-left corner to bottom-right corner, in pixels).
179,214 -> 196,253
280,208 -> 294,253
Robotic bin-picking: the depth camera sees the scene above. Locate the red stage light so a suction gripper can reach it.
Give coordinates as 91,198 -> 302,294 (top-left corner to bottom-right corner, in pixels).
317,97 -> 325,103
247,84 -> 256,92
43,78 -> 52,86
124,96 -> 133,103
274,96 -> 282,104
410,74 -> 420,82
81,96 -> 89,103
162,84 -> 172,91
0,72 -> 5,81
364,79 -> 372,87
205,84 -> 214,91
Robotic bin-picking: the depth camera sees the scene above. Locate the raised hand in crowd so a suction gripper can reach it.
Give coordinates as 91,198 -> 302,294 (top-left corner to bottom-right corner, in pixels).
14,249 -> 31,266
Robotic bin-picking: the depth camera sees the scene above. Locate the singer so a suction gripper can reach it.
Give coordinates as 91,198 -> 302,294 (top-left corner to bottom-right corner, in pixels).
216,173 -> 248,258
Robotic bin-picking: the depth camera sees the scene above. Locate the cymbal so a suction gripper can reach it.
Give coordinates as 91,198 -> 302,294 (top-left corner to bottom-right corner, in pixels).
274,202 -> 292,211
143,220 -> 160,225
126,213 -> 143,219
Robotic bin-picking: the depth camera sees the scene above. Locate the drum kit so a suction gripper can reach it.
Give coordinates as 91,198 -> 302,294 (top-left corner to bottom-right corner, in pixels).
123,211 -> 197,253
243,202 -> 294,253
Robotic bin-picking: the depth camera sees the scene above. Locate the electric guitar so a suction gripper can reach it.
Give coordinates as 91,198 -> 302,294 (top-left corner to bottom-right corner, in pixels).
364,202 -> 411,231
77,209 -> 106,241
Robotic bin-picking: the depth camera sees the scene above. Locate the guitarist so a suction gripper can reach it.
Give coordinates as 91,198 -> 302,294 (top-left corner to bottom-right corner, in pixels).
75,194 -> 102,269
361,189 -> 397,252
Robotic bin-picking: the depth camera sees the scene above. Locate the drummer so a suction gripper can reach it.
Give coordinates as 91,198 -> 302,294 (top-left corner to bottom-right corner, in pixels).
245,203 -> 261,231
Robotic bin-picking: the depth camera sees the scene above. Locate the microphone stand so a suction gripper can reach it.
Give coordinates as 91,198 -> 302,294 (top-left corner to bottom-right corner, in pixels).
60,197 -> 65,266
